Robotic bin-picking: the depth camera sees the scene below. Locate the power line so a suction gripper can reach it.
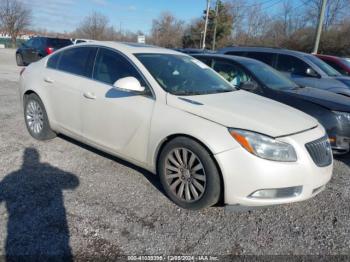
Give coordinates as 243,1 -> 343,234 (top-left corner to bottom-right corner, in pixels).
260,0 -> 285,11
232,0 -> 283,9
243,0 -> 279,8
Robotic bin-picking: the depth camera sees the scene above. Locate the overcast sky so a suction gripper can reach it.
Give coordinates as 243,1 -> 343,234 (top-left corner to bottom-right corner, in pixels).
19,0 -> 289,33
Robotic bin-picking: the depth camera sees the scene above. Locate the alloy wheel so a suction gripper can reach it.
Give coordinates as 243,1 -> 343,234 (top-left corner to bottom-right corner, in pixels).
26,100 -> 44,134
164,148 -> 207,202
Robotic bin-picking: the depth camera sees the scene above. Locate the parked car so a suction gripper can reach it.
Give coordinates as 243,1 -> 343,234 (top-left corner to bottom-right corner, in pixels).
19,42 -> 333,209
72,38 -> 94,45
218,47 -> 350,97
173,48 -> 214,54
192,54 -> 350,154
315,54 -> 350,76
16,37 -> 72,66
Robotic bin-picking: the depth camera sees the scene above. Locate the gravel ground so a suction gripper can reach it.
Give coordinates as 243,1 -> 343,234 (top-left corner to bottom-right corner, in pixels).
0,49 -> 349,258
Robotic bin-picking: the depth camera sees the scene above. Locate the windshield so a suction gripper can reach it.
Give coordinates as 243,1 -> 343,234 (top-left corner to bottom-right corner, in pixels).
306,55 -> 341,77
135,54 -> 235,95
341,58 -> 350,68
241,60 -> 298,90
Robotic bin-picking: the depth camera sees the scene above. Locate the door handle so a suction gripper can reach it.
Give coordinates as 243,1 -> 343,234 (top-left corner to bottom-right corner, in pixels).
44,77 -> 54,83
83,92 -> 96,100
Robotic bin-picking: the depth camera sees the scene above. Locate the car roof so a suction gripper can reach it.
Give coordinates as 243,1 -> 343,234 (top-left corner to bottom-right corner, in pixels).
77,41 -> 183,56
33,36 -> 71,40
219,46 -> 312,58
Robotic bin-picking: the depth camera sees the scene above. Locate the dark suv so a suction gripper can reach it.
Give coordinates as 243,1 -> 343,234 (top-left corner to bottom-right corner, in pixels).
218,47 -> 350,97
193,53 -> 350,154
16,37 -> 72,66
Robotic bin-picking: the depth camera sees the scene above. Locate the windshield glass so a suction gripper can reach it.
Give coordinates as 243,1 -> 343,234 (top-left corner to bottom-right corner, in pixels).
135,53 -> 235,95
241,60 -> 298,90
341,58 -> 350,68
307,55 -> 341,77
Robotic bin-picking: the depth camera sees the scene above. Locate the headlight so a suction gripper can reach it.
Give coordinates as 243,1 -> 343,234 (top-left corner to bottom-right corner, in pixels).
333,111 -> 350,122
228,129 -> 297,162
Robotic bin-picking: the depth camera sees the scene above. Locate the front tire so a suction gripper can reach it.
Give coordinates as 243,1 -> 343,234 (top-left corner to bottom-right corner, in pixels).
24,94 -> 56,140
158,137 -> 222,210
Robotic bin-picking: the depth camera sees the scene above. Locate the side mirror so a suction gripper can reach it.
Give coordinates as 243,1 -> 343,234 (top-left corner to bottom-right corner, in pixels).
113,77 -> 145,93
306,68 -> 319,78
239,81 -> 259,92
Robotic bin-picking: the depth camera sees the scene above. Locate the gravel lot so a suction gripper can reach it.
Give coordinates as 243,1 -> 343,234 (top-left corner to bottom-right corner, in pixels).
0,48 -> 349,258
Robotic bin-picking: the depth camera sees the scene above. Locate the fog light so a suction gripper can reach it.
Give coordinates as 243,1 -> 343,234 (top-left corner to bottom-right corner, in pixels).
249,186 -> 302,199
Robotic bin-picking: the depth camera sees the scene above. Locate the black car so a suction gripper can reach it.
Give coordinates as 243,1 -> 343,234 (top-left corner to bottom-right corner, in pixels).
192,54 -> 350,154
16,37 -> 72,66
218,46 -> 350,97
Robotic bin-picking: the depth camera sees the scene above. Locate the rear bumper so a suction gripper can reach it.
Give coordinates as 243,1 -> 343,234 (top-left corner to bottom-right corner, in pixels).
214,125 -> 333,206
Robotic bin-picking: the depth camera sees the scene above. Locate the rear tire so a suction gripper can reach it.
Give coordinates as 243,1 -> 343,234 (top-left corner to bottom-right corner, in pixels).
16,53 -> 24,66
24,94 -> 56,141
158,137 -> 222,210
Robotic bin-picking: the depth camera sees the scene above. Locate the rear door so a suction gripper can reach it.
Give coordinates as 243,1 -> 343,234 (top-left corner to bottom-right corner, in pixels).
44,46 -> 97,136
21,38 -> 36,63
31,37 -> 44,62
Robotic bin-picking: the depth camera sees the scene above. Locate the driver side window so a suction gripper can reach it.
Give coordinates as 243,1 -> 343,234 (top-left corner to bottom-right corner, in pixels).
93,48 -> 146,87
212,59 -> 254,87
276,54 -> 309,76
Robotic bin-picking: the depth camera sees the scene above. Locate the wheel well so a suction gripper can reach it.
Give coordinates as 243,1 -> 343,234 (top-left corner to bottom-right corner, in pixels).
23,90 -> 38,105
155,134 -> 225,204
24,90 -> 37,98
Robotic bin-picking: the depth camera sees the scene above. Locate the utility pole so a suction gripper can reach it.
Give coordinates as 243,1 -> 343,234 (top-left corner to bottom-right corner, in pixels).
202,0 -> 211,50
212,0 -> 219,51
313,0 -> 327,54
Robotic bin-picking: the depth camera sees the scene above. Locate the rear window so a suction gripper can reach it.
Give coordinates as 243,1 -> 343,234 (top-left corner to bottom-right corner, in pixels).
46,38 -> 72,48
57,47 -> 97,77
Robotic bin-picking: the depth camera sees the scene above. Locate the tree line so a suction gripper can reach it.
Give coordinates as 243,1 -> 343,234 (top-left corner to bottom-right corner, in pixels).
1,0 -> 350,56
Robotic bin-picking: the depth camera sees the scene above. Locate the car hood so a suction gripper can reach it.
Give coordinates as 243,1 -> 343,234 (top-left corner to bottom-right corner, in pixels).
284,87 -> 350,112
167,90 -> 318,137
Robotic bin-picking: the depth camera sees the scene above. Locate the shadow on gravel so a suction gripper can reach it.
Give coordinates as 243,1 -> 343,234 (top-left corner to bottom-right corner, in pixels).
0,148 -> 79,260
335,154 -> 350,166
59,134 -> 166,196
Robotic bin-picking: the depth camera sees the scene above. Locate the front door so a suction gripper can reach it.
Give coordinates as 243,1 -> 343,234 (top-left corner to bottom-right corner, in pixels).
81,48 -> 155,163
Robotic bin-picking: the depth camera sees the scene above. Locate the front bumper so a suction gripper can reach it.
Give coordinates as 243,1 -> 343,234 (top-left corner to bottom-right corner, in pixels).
215,125 -> 333,206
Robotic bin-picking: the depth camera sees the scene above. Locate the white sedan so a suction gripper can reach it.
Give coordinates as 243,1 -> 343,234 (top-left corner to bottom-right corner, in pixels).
19,42 -> 333,210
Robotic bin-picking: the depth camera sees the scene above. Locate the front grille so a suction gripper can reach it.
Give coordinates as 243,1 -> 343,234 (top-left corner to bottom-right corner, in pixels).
305,136 -> 332,167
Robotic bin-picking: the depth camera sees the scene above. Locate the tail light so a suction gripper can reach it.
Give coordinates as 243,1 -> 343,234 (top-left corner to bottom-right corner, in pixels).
20,67 -> 26,76
45,47 -> 54,55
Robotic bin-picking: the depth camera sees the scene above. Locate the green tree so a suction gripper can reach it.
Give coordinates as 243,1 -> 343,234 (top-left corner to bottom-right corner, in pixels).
183,0 -> 233,49
206,0 -> 233,49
